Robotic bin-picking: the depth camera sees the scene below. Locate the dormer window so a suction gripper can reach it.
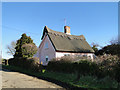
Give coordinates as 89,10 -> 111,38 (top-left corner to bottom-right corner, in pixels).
45,42 -> 48,48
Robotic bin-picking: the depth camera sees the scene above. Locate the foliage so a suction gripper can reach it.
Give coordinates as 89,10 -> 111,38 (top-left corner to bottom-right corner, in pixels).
93,54 -> 120,81
113,59 -> 120,82
47,56 -> 99,77
92,46 -> 98,55
7,41 -> 16,55
74,60 -> 100,78
14,33 -> 37,58
47,57 -> 74,73
94,54 -> 119,64
2,59 -> 6,62
91,42 -> 99,55
2,59 -> 8,65
22,43 -> 38,57
97,44 -> 120,56
8,57 -> 41,72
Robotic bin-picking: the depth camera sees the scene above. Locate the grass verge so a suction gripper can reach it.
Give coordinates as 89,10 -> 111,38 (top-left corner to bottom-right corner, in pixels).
2,65 -> 120,90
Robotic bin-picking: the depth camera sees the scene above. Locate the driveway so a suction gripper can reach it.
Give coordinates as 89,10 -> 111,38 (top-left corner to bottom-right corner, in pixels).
1,69 -> 63,88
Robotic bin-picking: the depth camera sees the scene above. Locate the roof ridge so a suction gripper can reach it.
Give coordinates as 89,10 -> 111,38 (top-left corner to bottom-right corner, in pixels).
45,26 -> 86,40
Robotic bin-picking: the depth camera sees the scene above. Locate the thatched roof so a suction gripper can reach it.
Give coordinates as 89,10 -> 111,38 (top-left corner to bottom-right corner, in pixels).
41,26 -> 94,53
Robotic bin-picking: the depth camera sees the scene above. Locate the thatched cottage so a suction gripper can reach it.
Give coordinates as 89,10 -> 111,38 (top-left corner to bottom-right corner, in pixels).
35,26 -> 94,65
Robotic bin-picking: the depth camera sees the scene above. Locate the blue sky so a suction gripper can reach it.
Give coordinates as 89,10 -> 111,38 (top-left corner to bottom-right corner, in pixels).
2,2 -> 118,59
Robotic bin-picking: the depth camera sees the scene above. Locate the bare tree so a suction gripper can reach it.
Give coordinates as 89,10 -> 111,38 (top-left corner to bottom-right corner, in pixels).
109,37 -> 118,45
91,42 -> 99,48
6,41 -> 16,55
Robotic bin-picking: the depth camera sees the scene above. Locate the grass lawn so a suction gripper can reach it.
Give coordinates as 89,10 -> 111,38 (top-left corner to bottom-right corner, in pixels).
2,65 -> 120,90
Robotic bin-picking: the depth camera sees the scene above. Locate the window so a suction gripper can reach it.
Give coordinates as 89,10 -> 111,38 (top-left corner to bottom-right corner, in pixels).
64,54 -> 70,56
83,55 -> 87,57
76,55 -> 82,57
45,42 -> 48,48
46,56 -> 48,62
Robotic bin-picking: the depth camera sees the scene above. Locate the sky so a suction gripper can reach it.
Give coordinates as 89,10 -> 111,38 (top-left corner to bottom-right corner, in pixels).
2,2 -> 118,59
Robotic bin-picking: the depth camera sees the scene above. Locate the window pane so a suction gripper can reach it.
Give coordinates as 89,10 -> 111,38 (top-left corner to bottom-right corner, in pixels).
46,56 -> 48,61
45,42 -> 48,48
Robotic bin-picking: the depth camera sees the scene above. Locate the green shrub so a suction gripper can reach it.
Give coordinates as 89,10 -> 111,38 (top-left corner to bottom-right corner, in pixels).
47,57 -> 100,77
2,59 -> 8,65
47,56 -> 75,73
47,60 -> 74,73
8,57 -> 41,72
76,60 -> 97,74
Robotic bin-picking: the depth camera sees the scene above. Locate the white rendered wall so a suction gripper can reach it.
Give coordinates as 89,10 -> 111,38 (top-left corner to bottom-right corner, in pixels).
56,52 -> 94,60
38,34 -> 56,65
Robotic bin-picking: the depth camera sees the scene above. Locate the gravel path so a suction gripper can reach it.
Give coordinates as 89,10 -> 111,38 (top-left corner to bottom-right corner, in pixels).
1,69 -> 63,88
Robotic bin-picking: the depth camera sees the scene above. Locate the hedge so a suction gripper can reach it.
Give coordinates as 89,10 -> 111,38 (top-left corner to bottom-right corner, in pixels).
46,59 -> 101,78
8,57 -> 41,72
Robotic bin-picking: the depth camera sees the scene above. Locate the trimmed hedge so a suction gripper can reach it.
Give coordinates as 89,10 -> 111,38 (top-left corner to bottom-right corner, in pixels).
8,57 -> 41,72
47,59 -> 101,77
47,60 -> 74,73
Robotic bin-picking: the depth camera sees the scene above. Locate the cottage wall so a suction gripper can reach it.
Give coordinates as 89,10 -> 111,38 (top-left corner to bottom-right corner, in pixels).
38,35 -> 56,65
56,52 -> 94,60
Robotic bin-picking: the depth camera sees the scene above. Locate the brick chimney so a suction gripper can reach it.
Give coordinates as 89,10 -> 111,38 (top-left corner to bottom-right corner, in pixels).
64,26 -> 71,35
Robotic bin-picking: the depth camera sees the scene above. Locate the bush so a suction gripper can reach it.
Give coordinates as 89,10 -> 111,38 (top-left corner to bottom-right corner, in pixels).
96,54 -> 120,78
47,56 -> 100,77
97,44 -> 120,56
8,57 -> 41,72
47,58 -> 74,73
75,60 -> 100,76
93,54 -> 120,82
113,59 -> 120,82
2,59 -> 8,65
22,43 -> 38,58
